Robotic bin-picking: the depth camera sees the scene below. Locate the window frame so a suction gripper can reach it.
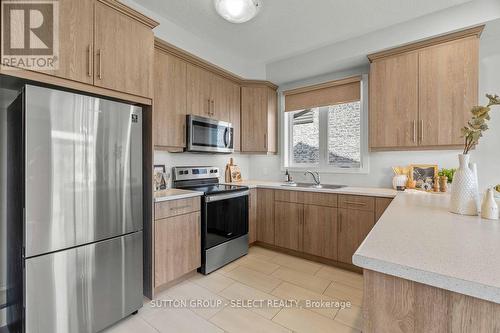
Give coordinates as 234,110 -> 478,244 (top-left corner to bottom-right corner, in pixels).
282,74 -> 369,174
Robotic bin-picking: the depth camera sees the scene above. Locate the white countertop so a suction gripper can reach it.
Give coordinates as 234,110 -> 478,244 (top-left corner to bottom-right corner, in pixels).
154,188 -> 204,203
353,192 -> 500,304
226,180 -> 397,198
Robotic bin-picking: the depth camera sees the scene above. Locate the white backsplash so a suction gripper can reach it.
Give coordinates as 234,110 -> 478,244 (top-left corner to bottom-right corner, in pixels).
154,150 -> 251,187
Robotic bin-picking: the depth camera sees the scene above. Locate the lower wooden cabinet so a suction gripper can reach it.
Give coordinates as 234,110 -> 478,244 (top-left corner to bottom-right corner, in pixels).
274,201 -> 303,251
154,211 -> 201,287
337,208 -> 375,264
375,197 -> 393,221
303,205 -> 338,260
248,189 -> 257,244
257,189 -> 275,244
252,188 -> 392,269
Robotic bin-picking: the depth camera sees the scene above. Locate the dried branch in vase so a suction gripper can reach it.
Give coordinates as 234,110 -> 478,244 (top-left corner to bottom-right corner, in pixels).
461,94 -> 500,154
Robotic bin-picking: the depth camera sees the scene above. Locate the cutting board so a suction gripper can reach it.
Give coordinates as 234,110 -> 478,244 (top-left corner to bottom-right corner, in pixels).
229,165 -> 242,182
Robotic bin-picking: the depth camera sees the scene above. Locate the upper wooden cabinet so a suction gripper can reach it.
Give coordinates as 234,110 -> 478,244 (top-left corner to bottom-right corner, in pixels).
51,0 -> 94,84
154,55 -> 242,151
418,37 -> 479,146
368,26 -> 482,151
228,83 -> 242,151
186,64 -> 238,122
154,50 -> 187,150
153,39 -> 276,152
186,64 -> 212,118
94,0 -> 155,98
1,0 -> 94,84
369,52 -> 419,149
2,0 -> 157,100
241,85 -> 278,153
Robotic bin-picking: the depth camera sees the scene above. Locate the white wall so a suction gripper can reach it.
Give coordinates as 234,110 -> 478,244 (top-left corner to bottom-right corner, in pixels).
266,0 -> 500,84
121,0 -> 266,79
249,35 -> 500,192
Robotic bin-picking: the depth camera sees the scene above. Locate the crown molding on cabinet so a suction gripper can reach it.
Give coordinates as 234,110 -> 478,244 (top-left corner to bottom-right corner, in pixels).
154,37 -> 278,90
367,25 -> 484,63
240,80 -> 278,90
283,75 -> 361,96
98,0 -> 159,28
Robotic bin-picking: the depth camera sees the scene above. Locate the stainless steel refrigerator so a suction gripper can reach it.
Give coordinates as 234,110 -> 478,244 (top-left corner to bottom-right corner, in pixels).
6,85 -> 143,333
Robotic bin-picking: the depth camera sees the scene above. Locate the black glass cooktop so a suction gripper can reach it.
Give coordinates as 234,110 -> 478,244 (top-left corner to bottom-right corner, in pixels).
179,184 -> 249,195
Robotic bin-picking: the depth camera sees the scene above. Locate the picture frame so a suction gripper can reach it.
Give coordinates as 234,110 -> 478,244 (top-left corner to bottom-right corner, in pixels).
409,164 -> 438,190
153,165 -> 167,191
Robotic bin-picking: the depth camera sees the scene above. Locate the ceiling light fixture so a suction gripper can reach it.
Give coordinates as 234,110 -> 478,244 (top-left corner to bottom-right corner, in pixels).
214,0 -> 261,24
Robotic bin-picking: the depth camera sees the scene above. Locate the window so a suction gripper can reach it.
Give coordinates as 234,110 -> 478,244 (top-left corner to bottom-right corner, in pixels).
284,76 -> 368,173
291,108 -> 319,164
327,102 -> 361,168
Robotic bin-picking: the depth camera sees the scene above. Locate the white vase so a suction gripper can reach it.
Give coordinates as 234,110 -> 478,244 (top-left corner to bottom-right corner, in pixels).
392,174 -> 408,190
450,154 -> 480,215
481,188 -> 499,220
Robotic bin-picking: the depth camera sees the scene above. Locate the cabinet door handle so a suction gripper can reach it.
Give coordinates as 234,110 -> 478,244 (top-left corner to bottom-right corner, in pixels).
264,133 -> 267,149
170,205 -> 191,211
207,99 -> 211,116
87,45 -> 92,77
344,201 -> 366,206
412,120 -> 416,143
420,119 -> 424,142
211,100 -> 215,116
97,49 -> 102,80
338,213 -> 342,233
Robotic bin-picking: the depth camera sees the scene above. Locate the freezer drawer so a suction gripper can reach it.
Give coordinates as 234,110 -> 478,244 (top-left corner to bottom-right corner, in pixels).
24,85 -> 143,258
25,232 -> 143,333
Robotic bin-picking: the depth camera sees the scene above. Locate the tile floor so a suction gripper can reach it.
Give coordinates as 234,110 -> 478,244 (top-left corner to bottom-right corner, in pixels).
103,246 -> 364,333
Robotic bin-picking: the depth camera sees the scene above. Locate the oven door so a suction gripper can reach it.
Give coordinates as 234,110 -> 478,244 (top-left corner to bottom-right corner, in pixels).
203,191 -> 249,249
187,115 -> 233,153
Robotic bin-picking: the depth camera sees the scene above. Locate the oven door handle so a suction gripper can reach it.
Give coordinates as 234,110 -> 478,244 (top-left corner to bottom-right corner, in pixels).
205,190 -> 249,203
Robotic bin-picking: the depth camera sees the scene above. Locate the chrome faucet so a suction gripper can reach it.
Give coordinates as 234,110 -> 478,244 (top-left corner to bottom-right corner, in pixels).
304,170 -> 321,188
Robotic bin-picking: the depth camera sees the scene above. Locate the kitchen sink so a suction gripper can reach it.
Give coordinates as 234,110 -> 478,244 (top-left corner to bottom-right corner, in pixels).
281,182 -> 347,189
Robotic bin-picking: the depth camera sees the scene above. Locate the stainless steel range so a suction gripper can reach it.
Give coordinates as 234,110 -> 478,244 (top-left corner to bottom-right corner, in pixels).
172,166 -> 249,274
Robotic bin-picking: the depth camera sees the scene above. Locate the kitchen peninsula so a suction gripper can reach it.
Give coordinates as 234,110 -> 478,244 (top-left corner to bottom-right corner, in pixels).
353,192 -> 500,332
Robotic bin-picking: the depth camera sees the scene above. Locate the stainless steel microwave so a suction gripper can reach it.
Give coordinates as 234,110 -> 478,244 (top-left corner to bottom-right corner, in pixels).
186,115 -> 234,153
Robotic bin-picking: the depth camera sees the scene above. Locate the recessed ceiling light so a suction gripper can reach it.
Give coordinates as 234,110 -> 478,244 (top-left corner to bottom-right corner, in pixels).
214,0 -> 261,24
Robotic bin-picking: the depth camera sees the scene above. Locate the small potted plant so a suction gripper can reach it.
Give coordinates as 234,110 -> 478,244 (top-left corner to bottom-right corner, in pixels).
450,94 -> 500,215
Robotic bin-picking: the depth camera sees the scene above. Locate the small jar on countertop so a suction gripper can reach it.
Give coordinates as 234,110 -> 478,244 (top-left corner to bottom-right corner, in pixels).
439,176 -> 448,192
